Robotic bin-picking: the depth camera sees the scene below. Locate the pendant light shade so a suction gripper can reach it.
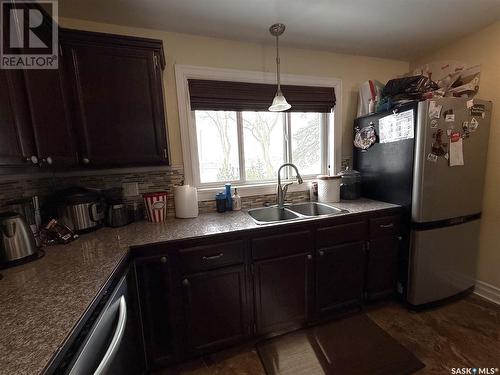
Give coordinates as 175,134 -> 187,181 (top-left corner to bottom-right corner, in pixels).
269,90 -> 291,112
268,23 -> 291,112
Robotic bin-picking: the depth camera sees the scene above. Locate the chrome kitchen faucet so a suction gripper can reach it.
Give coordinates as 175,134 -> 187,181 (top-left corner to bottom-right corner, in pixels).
276,163 -> 303,208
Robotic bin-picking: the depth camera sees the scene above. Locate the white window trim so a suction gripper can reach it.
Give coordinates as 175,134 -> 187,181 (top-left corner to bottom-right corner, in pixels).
175,64 -> 343,201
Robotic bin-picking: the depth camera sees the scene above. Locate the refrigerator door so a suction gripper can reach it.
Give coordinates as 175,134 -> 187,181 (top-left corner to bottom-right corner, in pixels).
353,102 -> 418,211
412,98 -> 492,222
407,219 -> 480,306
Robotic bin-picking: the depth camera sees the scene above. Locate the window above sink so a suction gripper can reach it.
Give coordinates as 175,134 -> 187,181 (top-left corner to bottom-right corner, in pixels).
174,65 -> 343,201
194,110 -> 330,186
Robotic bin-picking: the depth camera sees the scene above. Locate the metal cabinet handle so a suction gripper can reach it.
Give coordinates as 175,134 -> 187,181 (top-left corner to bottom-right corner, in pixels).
202,253 -> 223,261
160,256 -> 167,264
183,278 -> 192,306
94,296 -> 127,375
25,155 -> 38,164
41,156 -> 53,165
379,223 -> 394,228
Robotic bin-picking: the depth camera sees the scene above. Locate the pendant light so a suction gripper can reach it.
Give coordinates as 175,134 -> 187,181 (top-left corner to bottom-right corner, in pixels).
268,23 -> 291,112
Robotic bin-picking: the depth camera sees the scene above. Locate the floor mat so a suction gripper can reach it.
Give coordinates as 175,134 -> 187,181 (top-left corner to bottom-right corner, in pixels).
256,314 -> 425,375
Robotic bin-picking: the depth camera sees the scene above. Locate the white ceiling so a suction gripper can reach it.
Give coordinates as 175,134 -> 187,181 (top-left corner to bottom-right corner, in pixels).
57,0 -> 500,60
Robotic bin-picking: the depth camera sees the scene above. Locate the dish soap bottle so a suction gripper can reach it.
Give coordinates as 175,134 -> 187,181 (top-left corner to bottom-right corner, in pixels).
225,183 -> 232,211
232,188 -> 242,211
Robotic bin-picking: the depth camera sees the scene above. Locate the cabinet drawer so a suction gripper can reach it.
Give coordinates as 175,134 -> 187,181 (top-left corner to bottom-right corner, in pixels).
369,216 -> 400,238
252,231 -> 312,260
180,240 -> 245,274
316,221 -> 367,247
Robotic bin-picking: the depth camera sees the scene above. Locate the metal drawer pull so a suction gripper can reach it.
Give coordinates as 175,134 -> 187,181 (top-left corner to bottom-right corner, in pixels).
379,223 -> 394,228
94,296 -> 127,375
202,253 -> 224,260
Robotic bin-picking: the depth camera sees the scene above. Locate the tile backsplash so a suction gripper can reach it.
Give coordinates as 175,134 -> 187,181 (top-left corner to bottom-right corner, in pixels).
0,166 -> 310,219
0,166 -> 183,218
198,190 -> 310,214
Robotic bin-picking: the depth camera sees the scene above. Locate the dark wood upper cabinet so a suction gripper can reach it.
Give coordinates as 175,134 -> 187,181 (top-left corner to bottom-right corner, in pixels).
316,241 -> 365,315
60,29 -> 169,167
0,2 -> 76,169
23,66 -> 77,167
0,70 -> 38,167
182,265 -> 249,353
21,11 -> 77,168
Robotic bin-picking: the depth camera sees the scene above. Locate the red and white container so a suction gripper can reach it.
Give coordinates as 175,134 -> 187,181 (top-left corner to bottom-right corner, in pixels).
143,192 -> 168,223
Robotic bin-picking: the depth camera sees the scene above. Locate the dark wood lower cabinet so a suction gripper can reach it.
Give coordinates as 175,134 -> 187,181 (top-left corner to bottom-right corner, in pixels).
254,253 -> 312,335
135,256 -> 178,369
182,265 -> 249,353
316,241 -> 365,315
365,236 -> 400,300
133,211 -> 402,370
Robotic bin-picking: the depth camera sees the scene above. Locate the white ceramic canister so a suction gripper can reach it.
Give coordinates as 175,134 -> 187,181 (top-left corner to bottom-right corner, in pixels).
316,175 -> 341,203
173,185 -> 199,218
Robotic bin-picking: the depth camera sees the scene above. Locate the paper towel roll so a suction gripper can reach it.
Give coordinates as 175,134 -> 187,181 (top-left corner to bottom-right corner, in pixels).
174,185 -> 199,218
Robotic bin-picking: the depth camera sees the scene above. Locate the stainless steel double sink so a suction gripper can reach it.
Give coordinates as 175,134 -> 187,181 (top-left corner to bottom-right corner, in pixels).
248,202 -> 348,225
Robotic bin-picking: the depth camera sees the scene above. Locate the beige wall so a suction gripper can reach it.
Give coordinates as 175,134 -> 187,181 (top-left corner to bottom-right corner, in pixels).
59,17 -> 409,166
412,21 -> 500,290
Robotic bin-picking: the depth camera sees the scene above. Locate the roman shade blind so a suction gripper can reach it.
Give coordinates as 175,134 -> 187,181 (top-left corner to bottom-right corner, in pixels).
188,79 -> 336,113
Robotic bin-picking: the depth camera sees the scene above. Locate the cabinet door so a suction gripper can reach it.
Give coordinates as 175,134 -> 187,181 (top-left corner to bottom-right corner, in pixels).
63,41 -> 168,167
316,241 -> 365,315
16,3 -> 77,168
182,265 -> 248,353
254,253 -> 311,335
0,70 -> 37,167
23,58 -> 77,167
135,256 -> 178,369
366,236 -> 400,300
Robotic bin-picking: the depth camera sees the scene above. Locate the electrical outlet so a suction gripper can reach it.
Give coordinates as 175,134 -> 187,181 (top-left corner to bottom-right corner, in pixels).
122,182 -> 139,197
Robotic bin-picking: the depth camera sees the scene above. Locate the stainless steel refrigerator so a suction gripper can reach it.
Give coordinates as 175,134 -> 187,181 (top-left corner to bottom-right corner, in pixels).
353,97 -> 492,308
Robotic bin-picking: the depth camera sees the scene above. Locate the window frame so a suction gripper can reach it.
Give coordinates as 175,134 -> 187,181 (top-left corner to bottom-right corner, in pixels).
191,111 -> 329,188
175,65 -> 343,200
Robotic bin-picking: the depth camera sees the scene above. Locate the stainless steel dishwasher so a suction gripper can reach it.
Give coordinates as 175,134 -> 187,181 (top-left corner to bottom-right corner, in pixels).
66,274 -> 133,375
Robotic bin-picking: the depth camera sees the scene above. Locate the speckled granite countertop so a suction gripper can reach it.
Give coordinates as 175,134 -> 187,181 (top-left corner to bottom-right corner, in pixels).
0,198 -> 399,375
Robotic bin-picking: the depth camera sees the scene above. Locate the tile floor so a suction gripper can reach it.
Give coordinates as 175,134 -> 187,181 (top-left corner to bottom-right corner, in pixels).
156,294 -> 500,375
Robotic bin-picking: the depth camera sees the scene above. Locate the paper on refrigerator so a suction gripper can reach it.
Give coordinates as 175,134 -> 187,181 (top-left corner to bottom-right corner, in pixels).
449,135 -> 464,167
378,109 -> 414,144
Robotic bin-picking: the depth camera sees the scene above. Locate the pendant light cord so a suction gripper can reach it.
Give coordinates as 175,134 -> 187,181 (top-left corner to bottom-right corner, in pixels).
275,34 -> 281,93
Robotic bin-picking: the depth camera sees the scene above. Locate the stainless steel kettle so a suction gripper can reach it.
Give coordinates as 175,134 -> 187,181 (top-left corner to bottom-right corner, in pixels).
0,212 -> 37,265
